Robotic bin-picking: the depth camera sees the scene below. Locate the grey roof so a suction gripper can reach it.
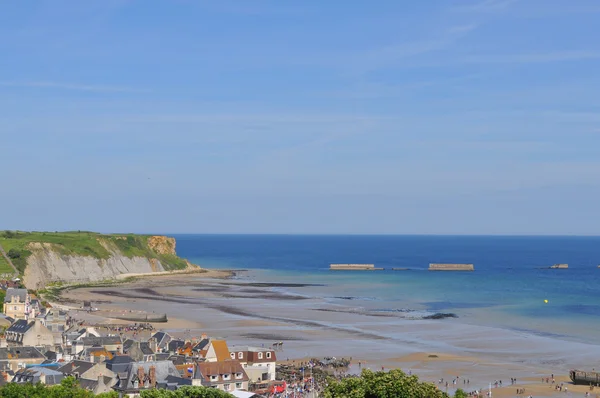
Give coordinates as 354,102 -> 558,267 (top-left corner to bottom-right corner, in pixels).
123,339 -> 135,352
0,347 -> 46,360
57,360 -> 96,376
81,336 -> 122,346
115,361 -> 182,392
139,342 -> 154,355
106,355 -> 135,365
12,367 -> 64,385
151,331 -> 172,348
195,338 -> 210,351
6,319 -> 34,334
4,288 -> 27,303
155,353 -> 170,361
79,376 -> 115,391
168,339 -> 185,352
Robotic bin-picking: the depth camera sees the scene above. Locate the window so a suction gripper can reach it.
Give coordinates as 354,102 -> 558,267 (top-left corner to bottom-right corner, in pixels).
230,352 -> 235,359
258,352 -> 263,359
235,372 -> 243,379
222,373 -> 230,380
13,306 -> 17,311
223,384 -> 231,391
211,375 -> 218,381
238,352 -> 243,359
236,383 -> 242,389
266,352 -> 271,359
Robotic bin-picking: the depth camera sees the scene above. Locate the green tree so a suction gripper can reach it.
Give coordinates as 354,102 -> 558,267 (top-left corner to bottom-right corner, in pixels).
454,389 -> 468,398
323,369 -> 450,398
0,381 -> 48,398
140,386 -> 234,398
95,392 -> 119,398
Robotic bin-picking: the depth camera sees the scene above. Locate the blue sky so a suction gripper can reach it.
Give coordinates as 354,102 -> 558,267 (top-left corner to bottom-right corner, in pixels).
1,0 -> 599,234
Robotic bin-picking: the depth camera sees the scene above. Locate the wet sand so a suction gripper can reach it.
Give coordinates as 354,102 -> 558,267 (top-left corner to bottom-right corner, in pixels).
60,272 -> 600,397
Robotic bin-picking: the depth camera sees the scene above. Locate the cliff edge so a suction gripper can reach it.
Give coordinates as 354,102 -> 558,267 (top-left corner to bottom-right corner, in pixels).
0,231 -> 195,289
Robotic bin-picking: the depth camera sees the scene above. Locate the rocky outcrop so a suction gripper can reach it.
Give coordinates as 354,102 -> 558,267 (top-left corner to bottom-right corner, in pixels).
147,236 -> 176,255
23,236 -> 185,289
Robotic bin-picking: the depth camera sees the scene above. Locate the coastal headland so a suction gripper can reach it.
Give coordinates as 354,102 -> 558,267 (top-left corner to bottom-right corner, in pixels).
4,230 -> 599,397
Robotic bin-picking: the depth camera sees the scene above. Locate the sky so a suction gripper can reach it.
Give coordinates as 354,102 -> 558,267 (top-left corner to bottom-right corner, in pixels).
1,0 -> 599,235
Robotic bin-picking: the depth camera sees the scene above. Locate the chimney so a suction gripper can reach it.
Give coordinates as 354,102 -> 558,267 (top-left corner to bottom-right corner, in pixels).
148,338 -> 157,353
201,333 -> 207,340
149,365 -> 157,387
137,366 -> 145,386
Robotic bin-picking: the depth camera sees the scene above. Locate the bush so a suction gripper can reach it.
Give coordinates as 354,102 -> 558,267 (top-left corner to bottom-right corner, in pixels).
323,369 -> 450,398
7,249 -> 21,259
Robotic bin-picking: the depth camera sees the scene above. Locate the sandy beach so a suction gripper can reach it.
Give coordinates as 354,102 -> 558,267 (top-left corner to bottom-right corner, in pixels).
58,270 -> 600,397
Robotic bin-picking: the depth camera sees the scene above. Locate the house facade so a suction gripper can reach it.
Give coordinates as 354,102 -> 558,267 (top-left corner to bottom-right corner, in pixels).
4,319 -> 54,346
193,360 -> 249,392
3,288 -> 34,320
228,346 -> 277,381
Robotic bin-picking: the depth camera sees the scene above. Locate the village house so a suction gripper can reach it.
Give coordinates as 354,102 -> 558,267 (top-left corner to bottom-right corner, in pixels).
228,346 -> 277,382
81,346 -> 114,363
4,319 -> 54,346
149,331 -> 172,352
126,341 -> 156,362
12,366 -> 64,385
204,340 -> 231,362
0,346 -> 46,371
3,288 -> 34,320
38,308 -> 68,334
113,360 -> 191,396
192,360 -> 250,392
57,359 -> 116,382
73,335 -> 122,356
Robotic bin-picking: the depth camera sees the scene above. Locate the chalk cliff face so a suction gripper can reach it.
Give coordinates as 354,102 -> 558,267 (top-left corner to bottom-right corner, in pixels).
23,236 -> 185,290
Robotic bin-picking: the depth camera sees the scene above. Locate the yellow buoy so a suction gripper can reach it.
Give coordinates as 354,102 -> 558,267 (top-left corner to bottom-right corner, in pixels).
544,299 -> 548,304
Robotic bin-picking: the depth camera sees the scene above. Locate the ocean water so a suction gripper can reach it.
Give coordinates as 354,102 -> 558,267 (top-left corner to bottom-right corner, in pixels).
173,234 -> 600,345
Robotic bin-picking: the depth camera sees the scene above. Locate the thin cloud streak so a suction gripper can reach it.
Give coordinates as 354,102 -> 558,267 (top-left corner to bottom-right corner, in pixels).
455,0 -> 519,13
0,81 -> 148,93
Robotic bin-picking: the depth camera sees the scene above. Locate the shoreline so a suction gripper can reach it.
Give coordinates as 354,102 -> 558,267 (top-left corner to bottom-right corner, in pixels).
55,269 -> 600,397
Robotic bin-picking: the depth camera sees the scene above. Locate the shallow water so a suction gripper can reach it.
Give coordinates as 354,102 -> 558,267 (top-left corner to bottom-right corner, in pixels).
174,234 -> 600,345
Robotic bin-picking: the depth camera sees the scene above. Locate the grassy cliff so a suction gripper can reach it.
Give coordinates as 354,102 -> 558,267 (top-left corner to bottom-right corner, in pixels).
0,231 -> 190,275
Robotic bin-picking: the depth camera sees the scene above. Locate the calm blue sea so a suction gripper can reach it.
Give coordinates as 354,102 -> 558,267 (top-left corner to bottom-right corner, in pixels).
173,234 -> 600,345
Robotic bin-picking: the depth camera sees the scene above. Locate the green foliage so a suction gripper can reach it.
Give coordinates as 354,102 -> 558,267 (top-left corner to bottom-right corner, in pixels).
323,369 -> 450,398
0,379 -> 231,398
6,249 -> 20,259
454,389 -> 468,398
140,386 -> 235,397
0,290 -> 5,304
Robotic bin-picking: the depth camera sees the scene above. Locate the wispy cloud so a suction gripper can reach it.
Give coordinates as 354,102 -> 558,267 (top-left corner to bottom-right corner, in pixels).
456,0 -> 519,13
459,50 -> 600,65
0,81 -> 147,93
340,24 -> 479,74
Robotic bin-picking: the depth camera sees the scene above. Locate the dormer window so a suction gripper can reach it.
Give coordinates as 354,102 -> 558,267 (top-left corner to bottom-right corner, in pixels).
258,352 -> 263,359
266,352 -> 271,359
211,375 -> 218,381
238,352 -> 243,359
235,372 -> 243,379
223,373 -> 231,380
230,353 -> 235,359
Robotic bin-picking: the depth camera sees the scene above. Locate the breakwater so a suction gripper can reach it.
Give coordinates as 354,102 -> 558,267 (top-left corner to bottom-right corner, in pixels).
429,263 -> 474,271
550,263 -> 568,269
115,313 -> 168,323
330,264 -> 383,270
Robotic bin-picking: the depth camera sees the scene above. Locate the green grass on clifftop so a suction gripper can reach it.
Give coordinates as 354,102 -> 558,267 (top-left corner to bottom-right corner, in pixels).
0,231 -> 189,274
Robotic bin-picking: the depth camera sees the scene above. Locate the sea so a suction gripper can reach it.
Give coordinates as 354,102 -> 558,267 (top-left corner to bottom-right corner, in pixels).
173,234 -> 600,347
